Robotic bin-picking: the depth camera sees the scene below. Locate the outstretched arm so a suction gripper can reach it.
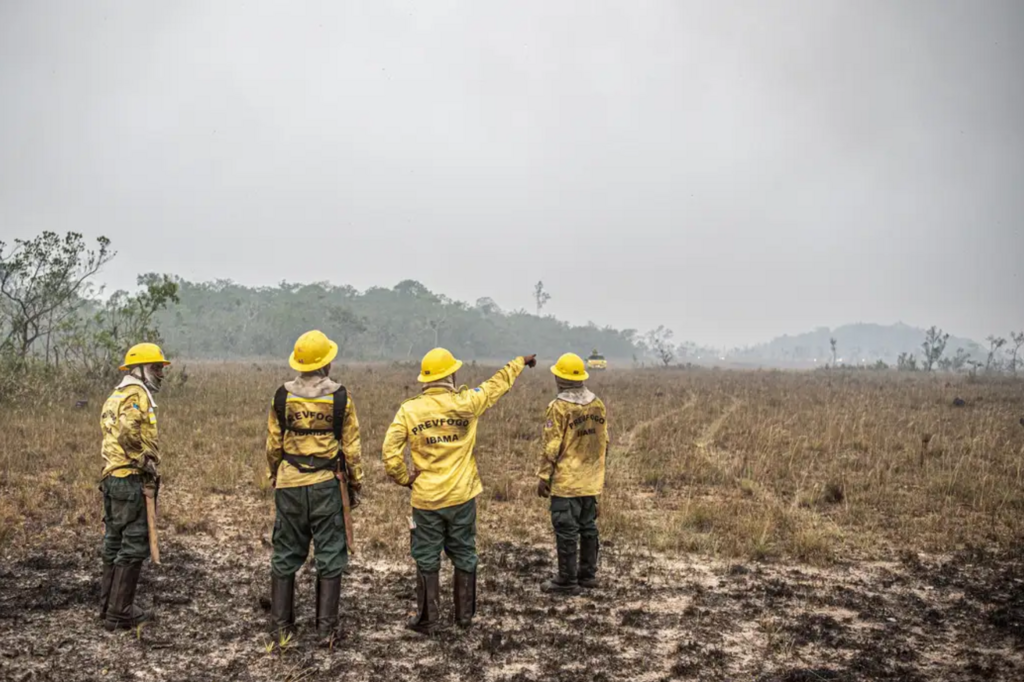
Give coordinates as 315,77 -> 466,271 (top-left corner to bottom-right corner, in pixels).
468,355 -> 535,416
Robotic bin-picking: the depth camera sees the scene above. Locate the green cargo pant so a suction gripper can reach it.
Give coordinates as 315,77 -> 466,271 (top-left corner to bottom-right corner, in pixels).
550,496 -> 598,544
410,498 -> 477,573
272,479 -> 348,579
101,475 -> 151,565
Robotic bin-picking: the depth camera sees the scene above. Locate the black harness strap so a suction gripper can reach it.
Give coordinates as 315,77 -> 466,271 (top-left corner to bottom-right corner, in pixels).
274,385 -> 348,474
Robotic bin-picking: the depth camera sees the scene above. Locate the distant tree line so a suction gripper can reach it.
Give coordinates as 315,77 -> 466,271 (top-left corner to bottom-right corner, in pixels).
155,278 -> 640,362
857,326 -> 1023,376
4,231 -> 1020,385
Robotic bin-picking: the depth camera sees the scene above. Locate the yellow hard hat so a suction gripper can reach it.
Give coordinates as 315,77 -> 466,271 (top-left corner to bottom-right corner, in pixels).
418,347 -> 463,383
551,352 -> 589,381
120,343 -> 170,371
289,330 -> 338,372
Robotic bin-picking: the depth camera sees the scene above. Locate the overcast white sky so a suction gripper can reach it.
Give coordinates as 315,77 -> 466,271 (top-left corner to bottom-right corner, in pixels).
1,1 -> 1021,347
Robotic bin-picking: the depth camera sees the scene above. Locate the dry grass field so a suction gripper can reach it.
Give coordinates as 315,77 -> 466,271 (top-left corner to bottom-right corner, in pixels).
1,363 -> 1023,681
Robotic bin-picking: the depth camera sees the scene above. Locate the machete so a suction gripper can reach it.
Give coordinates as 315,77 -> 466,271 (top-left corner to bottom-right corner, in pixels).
143,487 -> 160,565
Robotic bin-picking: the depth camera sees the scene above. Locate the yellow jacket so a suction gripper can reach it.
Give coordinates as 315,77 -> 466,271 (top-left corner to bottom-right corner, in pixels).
537,388 -> 609,497
266,375 -> 363,490
100,377 -> 160,479
382,357 -> 526,510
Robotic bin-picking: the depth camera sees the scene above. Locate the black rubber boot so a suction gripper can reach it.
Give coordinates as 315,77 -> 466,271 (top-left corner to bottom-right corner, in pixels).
315,575 -> 341,638
578,535 -> 599,589
99,563 -> 115,620
542,537 -> 581,595
103,562 -> 150,631
453,569 -> 476,629
406,570 -> 443,635
270,574 -> 295,638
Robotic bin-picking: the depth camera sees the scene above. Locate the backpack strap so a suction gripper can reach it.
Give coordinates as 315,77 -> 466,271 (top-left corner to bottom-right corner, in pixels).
332,386 -> 348,474
275,385 -> 350,474
273,386 -> 289,436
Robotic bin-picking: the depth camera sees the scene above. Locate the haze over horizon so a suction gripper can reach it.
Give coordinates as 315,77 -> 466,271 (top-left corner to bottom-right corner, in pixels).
2,1 -> 1021,348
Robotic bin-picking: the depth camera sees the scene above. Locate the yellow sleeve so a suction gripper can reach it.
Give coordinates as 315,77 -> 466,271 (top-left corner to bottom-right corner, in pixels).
601,400 -> 610,451
537,402 -> 566,481
341,396 -> 363,486
266,403 -> 283,481
468,357 -> 526,416
381,407 -> 411,486
116,389 -> 147,464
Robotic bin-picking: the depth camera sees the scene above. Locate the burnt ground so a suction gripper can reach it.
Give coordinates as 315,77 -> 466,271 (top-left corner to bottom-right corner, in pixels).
1,538 -> 1022,682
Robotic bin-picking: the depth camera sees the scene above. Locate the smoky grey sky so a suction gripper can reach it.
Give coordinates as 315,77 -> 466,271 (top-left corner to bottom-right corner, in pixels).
1,1 -> 1022,348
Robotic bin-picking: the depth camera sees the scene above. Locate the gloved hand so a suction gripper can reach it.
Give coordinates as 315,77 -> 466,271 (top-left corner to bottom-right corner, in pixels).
537,479 -> 550,498
523,354 -> 537,368
140,454 -> 160,480
349,487 -> 361,509
405,468 -> 421,488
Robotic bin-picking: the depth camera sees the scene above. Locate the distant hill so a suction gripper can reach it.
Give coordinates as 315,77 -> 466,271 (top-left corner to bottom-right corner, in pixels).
733,323 -> 985,365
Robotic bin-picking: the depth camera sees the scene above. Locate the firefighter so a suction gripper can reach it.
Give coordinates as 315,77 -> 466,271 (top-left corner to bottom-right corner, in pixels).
537,353 -> 609,594
266,330 -> 363,639
98,342 -> 170,630
383,348 -> 536,633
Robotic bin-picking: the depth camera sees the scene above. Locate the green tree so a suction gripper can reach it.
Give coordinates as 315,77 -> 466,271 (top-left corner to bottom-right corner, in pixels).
986,335 -> 1006,373
533,281 -> 551,316
897,352 -> 918,371
59,274 -> 179,382
153,278 -> 641,362
0,232 -> 113,360
646,326 -> 675,367
921,326 -> 949,372
1007,331 -> 1024,375
949,347 -> 970,373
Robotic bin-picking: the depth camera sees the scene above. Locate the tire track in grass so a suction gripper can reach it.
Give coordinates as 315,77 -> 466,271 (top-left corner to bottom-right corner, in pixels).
617,395 -> 698,457
694,396 -> 743,452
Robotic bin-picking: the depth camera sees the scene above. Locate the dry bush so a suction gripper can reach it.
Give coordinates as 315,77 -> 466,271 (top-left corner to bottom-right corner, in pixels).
1,363 -> 1022,566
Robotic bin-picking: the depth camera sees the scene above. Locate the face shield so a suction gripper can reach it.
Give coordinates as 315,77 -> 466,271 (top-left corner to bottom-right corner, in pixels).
131,363 -> 166,393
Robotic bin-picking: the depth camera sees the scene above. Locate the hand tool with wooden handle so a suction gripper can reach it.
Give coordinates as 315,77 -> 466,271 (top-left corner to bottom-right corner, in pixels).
143,487 -> 161,565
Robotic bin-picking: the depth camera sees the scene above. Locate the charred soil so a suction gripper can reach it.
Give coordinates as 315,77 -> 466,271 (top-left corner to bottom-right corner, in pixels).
1,538 -> 1021,681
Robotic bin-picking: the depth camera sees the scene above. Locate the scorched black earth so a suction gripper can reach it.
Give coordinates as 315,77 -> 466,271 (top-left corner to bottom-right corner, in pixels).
1,539 -> 1022,681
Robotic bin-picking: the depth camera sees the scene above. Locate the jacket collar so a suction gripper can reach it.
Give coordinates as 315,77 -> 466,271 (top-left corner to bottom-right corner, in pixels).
557,387 -> 597,406
116,375 -> 157,408
284,374 -> 341,399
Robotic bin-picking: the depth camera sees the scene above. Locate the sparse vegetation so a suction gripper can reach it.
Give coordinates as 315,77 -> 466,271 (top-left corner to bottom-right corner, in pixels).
645,325 -> 675,367
3,234 -> 1024,680
0,232 -> 179,400
897,351 -> 918,371
921,325 -> 949,372
2,364 -> 1022,680
533,280 -> 551,317
3,365 -> 1022,564
1009,331 -> 1024,375
987,335 -> 1007,373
